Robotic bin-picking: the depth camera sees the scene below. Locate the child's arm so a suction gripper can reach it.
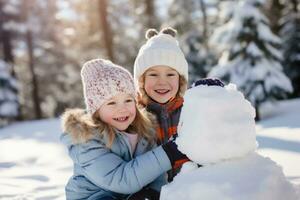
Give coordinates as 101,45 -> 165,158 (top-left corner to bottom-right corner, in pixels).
65,137 -> 171,194
147,173 -> 167,191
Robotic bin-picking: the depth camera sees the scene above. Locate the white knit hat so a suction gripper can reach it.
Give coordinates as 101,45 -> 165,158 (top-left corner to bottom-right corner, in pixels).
81,59 -> 136,115
134,28 -> 188,84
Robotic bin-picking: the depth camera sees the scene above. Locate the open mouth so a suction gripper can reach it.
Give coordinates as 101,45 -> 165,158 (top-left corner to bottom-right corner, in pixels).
113,116 -> 129,122
154,89 -> 170,94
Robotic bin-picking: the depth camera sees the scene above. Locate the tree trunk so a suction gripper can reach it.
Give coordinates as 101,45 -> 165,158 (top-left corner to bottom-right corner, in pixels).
254,103 -> 260,121
0,1 -> 15,76
98,0 -> 114,62
144,0 -> 158,29
267,0 -> 284,34
26,30 -> 42,119
199,0 -> 209,51
291,0 -> 298,13
23,0 -> 42,119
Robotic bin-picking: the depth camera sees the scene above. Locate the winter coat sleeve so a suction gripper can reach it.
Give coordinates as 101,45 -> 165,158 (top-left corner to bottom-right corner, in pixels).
145,141 -> 168,192
63,135 -> 171,194
147,173 -> 167,192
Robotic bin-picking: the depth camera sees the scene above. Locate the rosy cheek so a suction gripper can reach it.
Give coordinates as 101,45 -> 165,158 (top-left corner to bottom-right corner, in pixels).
172,79 -> 179,89
100,111 -> 111,123
131,106 -> 137,116
144,78 -> 155,88
144,84 -> 152,95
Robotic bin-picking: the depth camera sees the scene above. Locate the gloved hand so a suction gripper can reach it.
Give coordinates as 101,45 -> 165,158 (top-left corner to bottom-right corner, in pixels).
192,78 -> 225,87
127,187 -> 160,200
162,139 -> 189,169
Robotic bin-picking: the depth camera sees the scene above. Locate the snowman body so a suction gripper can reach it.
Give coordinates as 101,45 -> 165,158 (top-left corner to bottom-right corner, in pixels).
160,84 -> 298,200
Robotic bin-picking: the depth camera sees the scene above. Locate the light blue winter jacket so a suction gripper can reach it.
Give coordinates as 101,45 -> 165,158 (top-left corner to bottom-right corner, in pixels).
60,109 -> 171,200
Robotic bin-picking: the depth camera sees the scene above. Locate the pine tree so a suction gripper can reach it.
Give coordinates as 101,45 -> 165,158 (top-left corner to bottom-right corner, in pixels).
181,30 -> 217,83
209,0 -> 293,120
0,0 -> 20,124
167,0 -> 220,84
167,0 -> 197,33
280,0 -> 300,97
0,60 -> 19,126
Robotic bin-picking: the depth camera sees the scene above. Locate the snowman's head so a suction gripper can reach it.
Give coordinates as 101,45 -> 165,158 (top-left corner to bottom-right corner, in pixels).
176,83 -> 257,165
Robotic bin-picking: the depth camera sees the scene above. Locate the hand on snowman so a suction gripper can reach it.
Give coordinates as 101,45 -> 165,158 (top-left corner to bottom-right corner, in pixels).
162,136 -> 190,169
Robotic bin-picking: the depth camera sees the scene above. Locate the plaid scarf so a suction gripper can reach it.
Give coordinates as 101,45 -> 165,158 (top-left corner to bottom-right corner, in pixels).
146,97 -> 183,145
146,97 -> 188,181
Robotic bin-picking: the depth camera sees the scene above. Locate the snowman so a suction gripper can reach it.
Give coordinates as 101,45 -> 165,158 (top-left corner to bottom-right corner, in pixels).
160,84 -> 299,200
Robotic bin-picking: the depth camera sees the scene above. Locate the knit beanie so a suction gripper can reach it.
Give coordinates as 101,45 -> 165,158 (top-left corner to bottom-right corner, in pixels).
134,27 -> 188,85
81,59 -> 136,115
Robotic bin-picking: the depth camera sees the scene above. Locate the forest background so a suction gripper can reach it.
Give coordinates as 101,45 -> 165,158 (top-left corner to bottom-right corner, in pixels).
1,0 -> 299,125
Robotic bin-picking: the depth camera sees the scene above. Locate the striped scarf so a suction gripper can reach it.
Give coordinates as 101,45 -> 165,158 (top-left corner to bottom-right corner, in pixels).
146,97 -> 183,144
146,97 -> 188,181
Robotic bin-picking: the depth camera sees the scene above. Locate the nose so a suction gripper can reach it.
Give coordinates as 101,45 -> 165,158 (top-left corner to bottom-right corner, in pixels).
116,102 -> 128,112
156,76 -> 167,85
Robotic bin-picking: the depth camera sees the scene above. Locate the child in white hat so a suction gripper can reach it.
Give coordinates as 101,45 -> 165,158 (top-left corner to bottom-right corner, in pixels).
134,27 -> 189,181
134,28 -> 225,182
61,59 -> 187,200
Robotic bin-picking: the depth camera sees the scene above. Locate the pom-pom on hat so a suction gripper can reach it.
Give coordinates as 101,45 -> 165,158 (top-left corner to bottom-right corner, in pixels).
134,27 -> 188,85
81,59 -> 136,115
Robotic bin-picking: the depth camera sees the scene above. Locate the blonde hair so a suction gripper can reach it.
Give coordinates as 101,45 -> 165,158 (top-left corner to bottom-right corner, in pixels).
137,74 -> 187,105
90,104 -> 156,148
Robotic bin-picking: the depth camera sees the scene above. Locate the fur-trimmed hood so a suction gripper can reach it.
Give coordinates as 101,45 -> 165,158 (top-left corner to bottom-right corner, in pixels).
61,108 -> 100,143
61,107 -> 158,145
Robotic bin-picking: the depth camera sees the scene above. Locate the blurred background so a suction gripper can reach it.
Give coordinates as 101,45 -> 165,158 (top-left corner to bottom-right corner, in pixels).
0,0 -> 299,126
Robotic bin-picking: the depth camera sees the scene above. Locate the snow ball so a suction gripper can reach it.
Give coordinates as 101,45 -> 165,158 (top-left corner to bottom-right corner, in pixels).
176,83 -> 257,164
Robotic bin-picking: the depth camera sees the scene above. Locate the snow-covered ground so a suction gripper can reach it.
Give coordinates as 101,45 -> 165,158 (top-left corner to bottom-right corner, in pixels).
0,119 -> 72,199
257,98 -> 300,186
0,98 -> 300,199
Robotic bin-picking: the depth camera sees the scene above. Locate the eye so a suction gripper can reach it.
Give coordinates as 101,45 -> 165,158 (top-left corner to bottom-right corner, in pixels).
167,73 -> 176,77
125,98 -> 134,103
107,101 -> 116,105
147,73 -> 158,77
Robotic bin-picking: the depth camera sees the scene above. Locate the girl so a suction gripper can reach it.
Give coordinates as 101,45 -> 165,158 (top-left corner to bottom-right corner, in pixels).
61,59 -> 186,200
134,27 -> 189,181
134,27 -> 224,181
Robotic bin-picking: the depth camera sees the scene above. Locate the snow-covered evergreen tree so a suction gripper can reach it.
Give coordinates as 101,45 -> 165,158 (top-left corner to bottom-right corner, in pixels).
167,0 -> 220,84
0,0 -> 20,125
209,0 -> 293,120
181,29 -> 217,83
0,60 -> 19,125
280,2 -> 300,97
166,0 -> 197,33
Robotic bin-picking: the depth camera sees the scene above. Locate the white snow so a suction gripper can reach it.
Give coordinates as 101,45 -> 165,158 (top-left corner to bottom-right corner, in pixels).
257,98 -> 300,186
209,57 -> 293,104
161,153 -> 298,200
246,42 -> 263,57
0,60 -> 19,118
0,102 -> 18,117
209,0 -> 293,109
0,96 -> 300,199
177,84 -> 257,164
0,119 -> 72,199
161,85 -> 300,200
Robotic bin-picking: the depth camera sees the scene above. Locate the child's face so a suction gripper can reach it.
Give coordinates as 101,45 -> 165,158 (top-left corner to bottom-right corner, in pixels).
98,93 -> 136,131
144,65 -> 180,104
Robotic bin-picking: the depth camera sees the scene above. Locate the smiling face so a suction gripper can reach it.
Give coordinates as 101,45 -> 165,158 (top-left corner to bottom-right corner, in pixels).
97,93 -> 136,131
144,65 -> 180,104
